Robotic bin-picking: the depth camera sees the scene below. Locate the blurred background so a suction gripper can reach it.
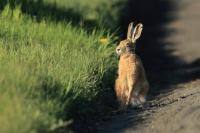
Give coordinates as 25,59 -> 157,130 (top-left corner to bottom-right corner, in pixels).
0,0 -> 199,133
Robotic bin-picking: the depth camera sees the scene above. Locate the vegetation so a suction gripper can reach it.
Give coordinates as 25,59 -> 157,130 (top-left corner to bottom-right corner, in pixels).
0,0 -> 126,132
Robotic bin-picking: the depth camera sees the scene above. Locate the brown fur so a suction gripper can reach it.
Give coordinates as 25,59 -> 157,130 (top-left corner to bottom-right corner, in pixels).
115,22 -> 149,109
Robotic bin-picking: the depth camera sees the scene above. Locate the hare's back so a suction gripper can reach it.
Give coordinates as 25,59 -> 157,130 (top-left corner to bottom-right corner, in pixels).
135,55 -> 148,84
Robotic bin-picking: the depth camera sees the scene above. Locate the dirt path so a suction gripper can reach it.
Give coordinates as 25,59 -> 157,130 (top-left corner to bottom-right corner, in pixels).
98,0 -> 200,132
141,80 -> 200,133
98,80 -> 200,133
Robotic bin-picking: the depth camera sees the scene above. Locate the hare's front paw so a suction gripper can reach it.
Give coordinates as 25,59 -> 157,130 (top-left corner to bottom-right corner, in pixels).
130,98 -> 140,107
130,97 -> 146,107
138,95 -> 146,104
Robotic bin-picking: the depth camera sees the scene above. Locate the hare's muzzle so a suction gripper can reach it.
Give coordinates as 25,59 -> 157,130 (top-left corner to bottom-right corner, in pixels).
116,48 -> 121,55
116,48 -> 121,52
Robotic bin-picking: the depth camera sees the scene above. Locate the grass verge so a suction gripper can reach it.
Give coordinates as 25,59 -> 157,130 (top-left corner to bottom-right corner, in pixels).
0,1 -> 125,132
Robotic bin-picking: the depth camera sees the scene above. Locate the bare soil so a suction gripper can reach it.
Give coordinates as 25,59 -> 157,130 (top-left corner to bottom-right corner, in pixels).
98,80 -> 200,133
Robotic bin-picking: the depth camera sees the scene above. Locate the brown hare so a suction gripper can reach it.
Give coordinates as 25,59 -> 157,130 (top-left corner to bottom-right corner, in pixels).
115,22 -> 149,109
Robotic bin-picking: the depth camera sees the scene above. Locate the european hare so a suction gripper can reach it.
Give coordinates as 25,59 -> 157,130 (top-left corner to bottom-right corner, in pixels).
115,22 -> 149,109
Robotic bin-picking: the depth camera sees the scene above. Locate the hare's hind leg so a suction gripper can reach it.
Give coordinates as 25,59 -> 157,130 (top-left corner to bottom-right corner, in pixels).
130,83 -> 149,106
138,83 -> 149,104
130,87 -> 141,106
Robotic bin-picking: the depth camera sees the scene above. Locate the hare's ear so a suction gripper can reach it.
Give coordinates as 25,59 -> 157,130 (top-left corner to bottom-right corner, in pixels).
131,23 -> 143,42
127,22 -> 134,41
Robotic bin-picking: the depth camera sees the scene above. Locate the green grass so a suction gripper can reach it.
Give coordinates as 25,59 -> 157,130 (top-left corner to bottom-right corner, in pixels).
0,1 -> 124,132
